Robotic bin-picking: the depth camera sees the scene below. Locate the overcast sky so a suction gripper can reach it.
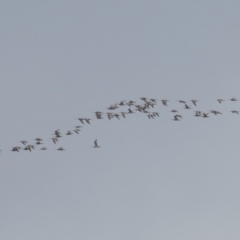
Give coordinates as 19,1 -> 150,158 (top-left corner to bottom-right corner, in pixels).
1,1 -> 240,239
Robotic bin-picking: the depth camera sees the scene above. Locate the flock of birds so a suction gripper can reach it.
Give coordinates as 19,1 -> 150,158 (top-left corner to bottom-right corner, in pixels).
5,97 -> 240,153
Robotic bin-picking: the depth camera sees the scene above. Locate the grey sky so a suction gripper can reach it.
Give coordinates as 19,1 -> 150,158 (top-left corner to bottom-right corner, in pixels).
1,1 -> 240,239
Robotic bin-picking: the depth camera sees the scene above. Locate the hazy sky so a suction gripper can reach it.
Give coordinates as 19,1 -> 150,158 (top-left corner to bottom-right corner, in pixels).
1,1 -> 240,239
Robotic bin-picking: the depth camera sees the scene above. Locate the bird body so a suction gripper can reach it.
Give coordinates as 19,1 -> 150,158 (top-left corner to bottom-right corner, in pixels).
194,111 -> 202,117
12,146 -> 21,152
191,100 -> 198,106
217,99 -> 224,103
173,115 -> 182,121
202,113 -> 209,118
20,140 -> 27,145
57,147 -> 64,151
93,139 -> 100,148
161,99 -> 168,106
51,138 -> 58,144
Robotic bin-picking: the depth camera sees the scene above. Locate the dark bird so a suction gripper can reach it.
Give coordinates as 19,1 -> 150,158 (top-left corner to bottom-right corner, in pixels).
107,104 -> 118,110
57,147 -> 64,151
119,101 -> 126,106
12,146 -> 21,152
145,101 -> 155,108
51,137 -> 58,144
66,131 -> 73,135
20,140 -> 27,145
34,138 -> 43,141
140,97 -> 148,102
94,111 -> 104,119
217,99 -> 224,104
147,113 -> 154,119
194,111 -> 202,117
77,118 -> 85,124
191,100 -> 198,106
24,145 -> 35,152
161,99 -> 169,106
126,100 -> 135,106
150,98 -> 157,103
113,114 -> 121,119
211,110 -> 222,115
106,112 -> 114,120
74,129 -> 80,134
85,118 -> 91,124
152,112 -> 160,117
175,114 -> 182,119
54,129 -> 62,138
120,112 -> 127,118
93,139 -> 100,148
173,115 -> 181,121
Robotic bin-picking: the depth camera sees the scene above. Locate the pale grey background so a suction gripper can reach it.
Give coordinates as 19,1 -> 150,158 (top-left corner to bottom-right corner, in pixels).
1,1 -> 240,239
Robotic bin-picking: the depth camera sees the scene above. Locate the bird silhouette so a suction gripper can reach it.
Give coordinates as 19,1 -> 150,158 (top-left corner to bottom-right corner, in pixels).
93,139 -> 100,148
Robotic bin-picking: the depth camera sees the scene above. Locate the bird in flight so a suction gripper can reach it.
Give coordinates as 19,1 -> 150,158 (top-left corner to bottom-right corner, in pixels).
191,100 -> 198,106
202,113 -> 209,118
57,147 -> 64,151
161,99 -> 169,106
93,139 -> 100,148
20,140 -> 27,145
173,115 -> 182,121
12,146 -> 21,152
217,99 -> 224,104
184,104 -> 191,109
